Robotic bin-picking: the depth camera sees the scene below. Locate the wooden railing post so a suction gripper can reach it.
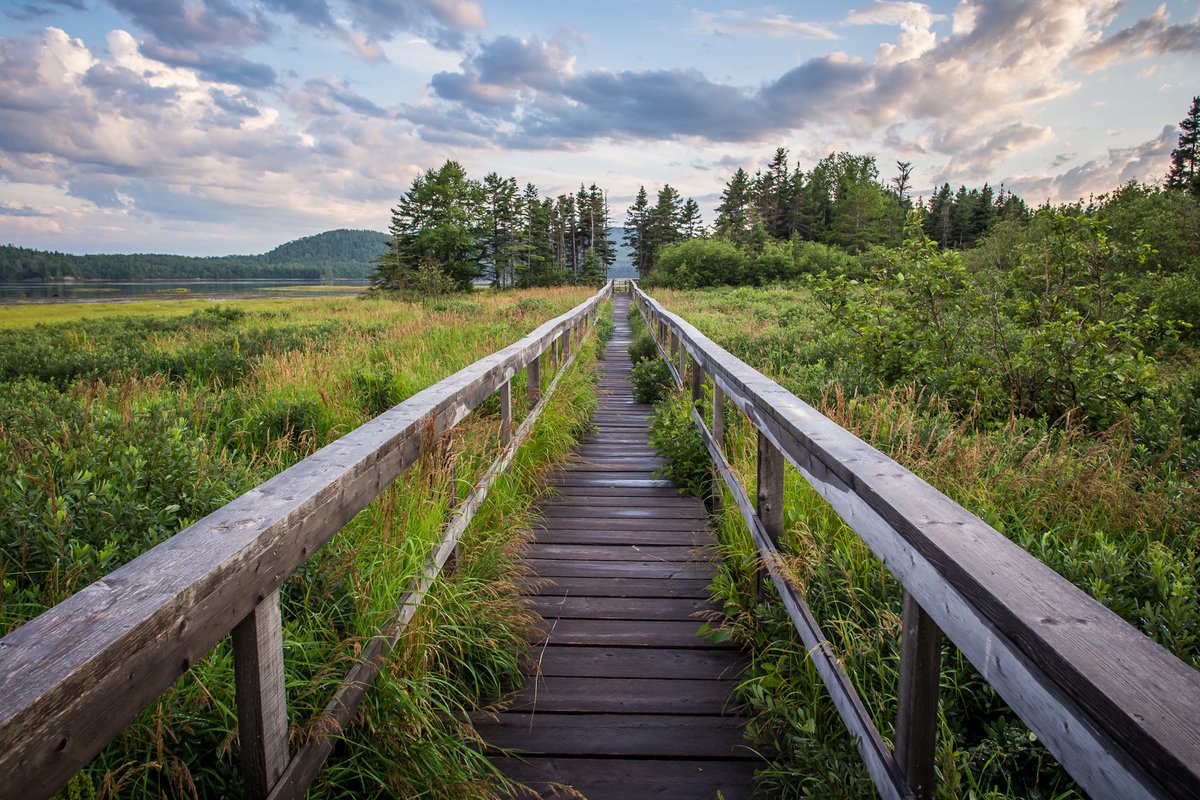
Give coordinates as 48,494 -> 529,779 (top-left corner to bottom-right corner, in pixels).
755,431 -> 784,606
690,357 -> 704,405
680,344 -> 689,385
499,378 -> 512,447
711,382 -> 725,511
527,355 -> 541,407
561,328 -> 572,359
895,591 -> 943,800
232,590 -> 289,800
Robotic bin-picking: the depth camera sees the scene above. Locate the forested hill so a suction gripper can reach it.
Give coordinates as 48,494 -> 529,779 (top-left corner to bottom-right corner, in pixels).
0,229 -> 388,281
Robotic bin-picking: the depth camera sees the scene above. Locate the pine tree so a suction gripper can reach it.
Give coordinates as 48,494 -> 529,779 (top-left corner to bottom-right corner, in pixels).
1166,96 -> 1200,197
624,186 -> 652,277
375,160 -> 482,291
680,198 -> 705,239
645,185 -> 684,263
714,168 -> 755,245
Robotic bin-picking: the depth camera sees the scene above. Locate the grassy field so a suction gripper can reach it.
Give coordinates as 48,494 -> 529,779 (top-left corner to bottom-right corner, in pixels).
0,287 -> 604,798
632,287 -> 1199,799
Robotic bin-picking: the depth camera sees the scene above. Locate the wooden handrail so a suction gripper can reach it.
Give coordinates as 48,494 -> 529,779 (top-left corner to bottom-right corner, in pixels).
632,283 -> 1200,800
0,283 -> 612,800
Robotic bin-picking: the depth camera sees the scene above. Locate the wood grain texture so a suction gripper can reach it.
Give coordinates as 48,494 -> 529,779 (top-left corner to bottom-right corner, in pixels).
231,590 -> 289,800
633,283 -> 1200,800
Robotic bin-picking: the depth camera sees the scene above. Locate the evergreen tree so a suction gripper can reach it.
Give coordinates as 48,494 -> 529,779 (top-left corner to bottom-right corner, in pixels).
756,148 -> 793,239
624,186 -> 652,277
714,168 -> 755,245
680,198 -> 705,239
645,185 -> 684,262
1167,96 -> 1200,197
376,160 -> 482,291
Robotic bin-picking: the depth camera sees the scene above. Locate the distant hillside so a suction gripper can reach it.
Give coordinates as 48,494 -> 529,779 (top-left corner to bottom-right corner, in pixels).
608,226 -> 637,279
0,229 -> 388,281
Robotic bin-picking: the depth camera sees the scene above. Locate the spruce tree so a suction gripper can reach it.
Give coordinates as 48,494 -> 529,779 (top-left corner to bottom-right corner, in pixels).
624,187 -> 652,277
1167,96 -> 1200,197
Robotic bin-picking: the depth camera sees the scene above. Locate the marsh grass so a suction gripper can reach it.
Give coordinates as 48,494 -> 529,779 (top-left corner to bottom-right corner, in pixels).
644,287 -> 1198,799
0,287 -> 600,798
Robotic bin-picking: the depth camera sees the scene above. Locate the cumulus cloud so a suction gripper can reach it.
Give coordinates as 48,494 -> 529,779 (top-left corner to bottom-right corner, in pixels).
0,25 -> 437,250
691,10 -> 839,40
845,1 -> 944,65
1074,4 -> 1200,71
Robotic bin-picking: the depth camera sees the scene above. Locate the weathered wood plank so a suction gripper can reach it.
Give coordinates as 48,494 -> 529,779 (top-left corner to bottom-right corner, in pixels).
477,713 -> 753,759
522,576 -> 713,599
495,757 -> 757,800
504,676 -> 739,714
532,645 -> 745,680
895,592 -> 943,800
523,559 -> 715,579
534,517 -> 707,533
527,596 -> 716,621
231,590 -> 289,800
540,504 -> 705,520
533,529 -> 708,547
524,544 -> 714,562
531,619 -> 722,648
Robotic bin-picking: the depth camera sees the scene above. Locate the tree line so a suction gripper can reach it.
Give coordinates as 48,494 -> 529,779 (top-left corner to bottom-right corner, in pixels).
373,160 -> 615,292
0,229 -> 388,282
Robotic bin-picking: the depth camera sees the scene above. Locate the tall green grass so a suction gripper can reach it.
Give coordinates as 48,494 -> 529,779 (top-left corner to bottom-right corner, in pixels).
0,288 -> 601,798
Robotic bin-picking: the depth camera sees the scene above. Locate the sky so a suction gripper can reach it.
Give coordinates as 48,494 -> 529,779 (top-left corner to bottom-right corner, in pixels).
0,0 -> 1198,256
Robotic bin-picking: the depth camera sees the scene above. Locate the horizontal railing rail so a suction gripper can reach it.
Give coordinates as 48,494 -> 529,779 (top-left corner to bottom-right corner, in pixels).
0,282 -> 613,800
632,283 -> 1200,800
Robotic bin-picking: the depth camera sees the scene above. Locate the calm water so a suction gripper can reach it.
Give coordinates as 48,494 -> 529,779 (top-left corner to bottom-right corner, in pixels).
0,279 -> 370,304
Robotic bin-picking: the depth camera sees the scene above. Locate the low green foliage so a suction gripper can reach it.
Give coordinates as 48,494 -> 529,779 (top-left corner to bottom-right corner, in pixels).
648,390 -> 711,500
630,358 -> 672,404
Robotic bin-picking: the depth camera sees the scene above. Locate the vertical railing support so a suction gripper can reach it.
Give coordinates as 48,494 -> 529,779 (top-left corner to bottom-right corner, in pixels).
680,344 -> 689,384
232,590 -> 289,800
711,382 -> 725,512
895,591 -> 943,800
690,357 -> 703,405
754,431 -> 784,607
499,378 -> 512,447
527,355 -> 541,408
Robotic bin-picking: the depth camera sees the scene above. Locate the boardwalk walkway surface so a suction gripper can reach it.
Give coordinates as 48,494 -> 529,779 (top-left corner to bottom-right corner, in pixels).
476,293 -> 756,799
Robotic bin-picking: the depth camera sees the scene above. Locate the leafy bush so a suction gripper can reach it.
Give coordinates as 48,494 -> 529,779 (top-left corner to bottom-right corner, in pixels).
648,390 -> 711,499
628,330 -> 658,364
646,237 -> 748,288
818,211 -> 1170,429
630,358 -> 672,404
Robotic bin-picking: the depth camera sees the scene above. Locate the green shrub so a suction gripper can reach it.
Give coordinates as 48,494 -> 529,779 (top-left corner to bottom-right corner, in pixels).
628,330 -> 658,364
646,237 -> 748,288
648,391 -> 711,499
630,358 -> 672,404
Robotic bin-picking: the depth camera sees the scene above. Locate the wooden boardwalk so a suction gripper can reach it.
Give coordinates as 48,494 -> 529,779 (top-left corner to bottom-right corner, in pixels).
477,293 -> 756,800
